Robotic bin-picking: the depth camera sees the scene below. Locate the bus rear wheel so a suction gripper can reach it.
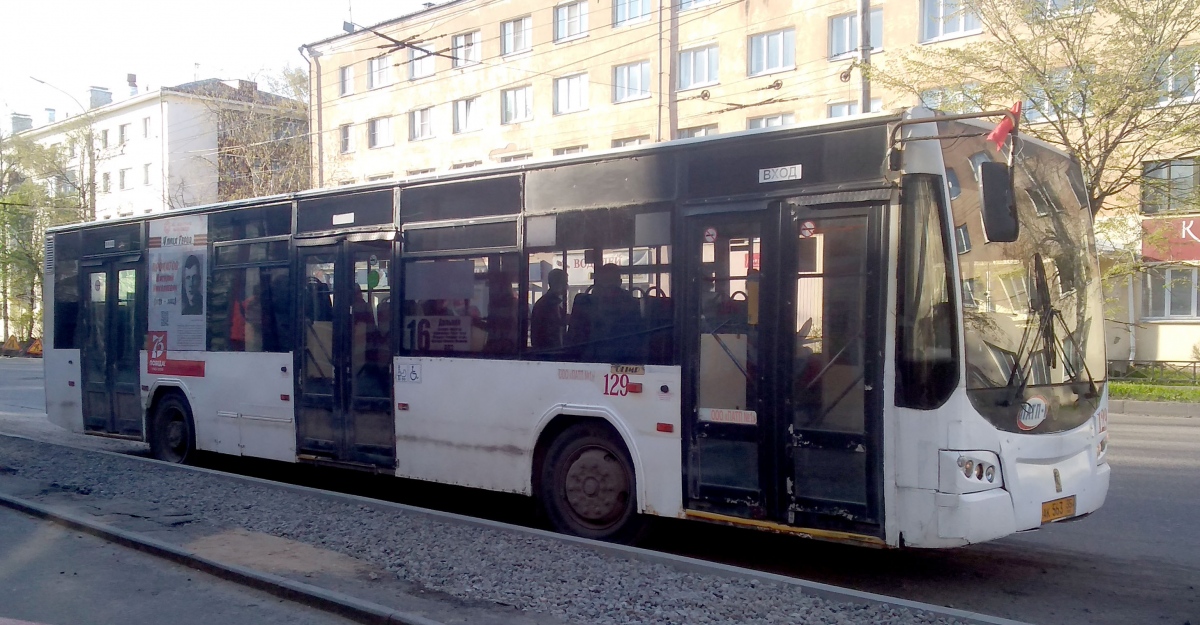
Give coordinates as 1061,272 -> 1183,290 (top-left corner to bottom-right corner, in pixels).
150,393 -> 195,464
540,422 -> 640,542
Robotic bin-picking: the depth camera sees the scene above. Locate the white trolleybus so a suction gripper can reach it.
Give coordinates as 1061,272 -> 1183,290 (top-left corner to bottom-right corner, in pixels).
42,108 -> 1109,548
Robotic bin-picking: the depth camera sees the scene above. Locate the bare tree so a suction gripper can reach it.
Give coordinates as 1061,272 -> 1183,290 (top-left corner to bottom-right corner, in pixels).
175,67 -> 311,203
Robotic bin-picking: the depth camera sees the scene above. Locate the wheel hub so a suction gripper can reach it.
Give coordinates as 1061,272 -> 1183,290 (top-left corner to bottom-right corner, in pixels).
166,418 -> 184,449
564,447 -> 629,524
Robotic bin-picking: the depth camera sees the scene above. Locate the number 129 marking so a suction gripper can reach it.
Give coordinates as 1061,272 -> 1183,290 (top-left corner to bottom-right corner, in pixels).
603,374 -> 630,396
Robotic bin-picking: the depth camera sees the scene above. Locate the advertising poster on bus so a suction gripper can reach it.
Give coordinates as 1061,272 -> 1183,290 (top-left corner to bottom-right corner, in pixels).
148,215 -> 208,352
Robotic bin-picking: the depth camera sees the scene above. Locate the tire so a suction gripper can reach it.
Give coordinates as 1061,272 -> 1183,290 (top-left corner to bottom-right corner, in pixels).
150,393 -> 196,464
539,422 -> 642,542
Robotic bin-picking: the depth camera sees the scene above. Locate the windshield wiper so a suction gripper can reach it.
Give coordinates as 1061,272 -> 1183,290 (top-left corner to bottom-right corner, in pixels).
999,254 -> 1055,406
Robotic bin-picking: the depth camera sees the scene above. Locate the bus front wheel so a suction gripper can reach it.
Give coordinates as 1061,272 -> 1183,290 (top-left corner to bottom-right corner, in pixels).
150,393 -> 196,464
540,422 -> 641,542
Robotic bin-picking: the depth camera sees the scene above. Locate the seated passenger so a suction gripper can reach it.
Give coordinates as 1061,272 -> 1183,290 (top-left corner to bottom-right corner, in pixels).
569,263 -> 644,363
531,268 -> 568,353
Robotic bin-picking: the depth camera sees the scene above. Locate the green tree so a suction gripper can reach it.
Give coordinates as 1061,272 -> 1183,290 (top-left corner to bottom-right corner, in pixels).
876,0 -> 1200,261
0,132 -> 85,340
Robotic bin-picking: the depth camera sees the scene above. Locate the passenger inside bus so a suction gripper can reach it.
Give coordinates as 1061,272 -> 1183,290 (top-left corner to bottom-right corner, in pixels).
566,263 -> 644,363
530,268 -> 568,353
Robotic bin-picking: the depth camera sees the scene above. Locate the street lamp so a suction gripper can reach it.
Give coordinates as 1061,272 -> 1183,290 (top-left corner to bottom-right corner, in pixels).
29,76 -> 96,221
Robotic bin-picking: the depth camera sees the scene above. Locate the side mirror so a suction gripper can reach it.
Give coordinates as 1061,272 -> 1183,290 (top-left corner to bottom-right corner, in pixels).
980,161 -> 1018,243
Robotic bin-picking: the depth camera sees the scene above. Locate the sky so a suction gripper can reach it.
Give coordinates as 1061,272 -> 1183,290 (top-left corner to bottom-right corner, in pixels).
0,0 -> 422,134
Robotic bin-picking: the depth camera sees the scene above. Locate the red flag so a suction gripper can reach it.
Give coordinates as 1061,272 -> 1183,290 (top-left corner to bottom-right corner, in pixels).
987,102 -> 1022,149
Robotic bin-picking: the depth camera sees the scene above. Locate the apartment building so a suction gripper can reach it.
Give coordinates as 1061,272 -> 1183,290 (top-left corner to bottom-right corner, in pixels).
16,79 -> 307,221
301,0 -> 950,184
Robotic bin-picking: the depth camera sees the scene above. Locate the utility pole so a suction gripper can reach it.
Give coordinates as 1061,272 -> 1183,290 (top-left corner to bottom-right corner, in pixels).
858,0 -> 872,114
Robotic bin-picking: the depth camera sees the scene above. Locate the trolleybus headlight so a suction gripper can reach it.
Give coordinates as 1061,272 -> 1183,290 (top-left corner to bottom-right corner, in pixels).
942,451 -> 1003,493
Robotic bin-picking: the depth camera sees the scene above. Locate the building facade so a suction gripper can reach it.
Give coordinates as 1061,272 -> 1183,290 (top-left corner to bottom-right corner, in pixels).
16,80 -> 307,221
301,0 -> 917,185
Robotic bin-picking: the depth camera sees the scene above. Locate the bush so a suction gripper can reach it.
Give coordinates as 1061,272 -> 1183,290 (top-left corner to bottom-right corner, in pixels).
1109,381 -> 1200,403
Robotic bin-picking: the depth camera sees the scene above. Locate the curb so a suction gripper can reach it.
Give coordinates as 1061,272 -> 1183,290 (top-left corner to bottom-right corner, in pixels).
0,432 -> 1032,625
1108,399 -> 1198,417
0,492 -> 444,625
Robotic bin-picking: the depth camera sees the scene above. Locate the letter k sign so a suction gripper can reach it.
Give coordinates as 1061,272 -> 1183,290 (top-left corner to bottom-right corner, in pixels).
1183,220 -> 1200,244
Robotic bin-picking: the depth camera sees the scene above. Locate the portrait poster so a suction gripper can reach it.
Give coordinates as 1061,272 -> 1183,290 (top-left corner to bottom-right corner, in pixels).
148,215 -> 208,351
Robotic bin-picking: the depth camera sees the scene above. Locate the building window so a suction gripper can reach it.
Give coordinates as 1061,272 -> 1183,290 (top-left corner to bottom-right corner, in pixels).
614,0 -> 649,25
1144,266 -> 1200,318
142,116 -> 151,138
955,223 -> 972,254
101,129 -> 109,148
368,117 -> 393,148
1040,0 -> 1094,16
502,17 -> 532,55
1158,47 -> 1199,106
101,172 -> 111,193
678,124 -> 718,138
502,86 -> 533,124
747,113 -> 794,129
367,55 -> 391,89
679,0 -> 717,10
339,65 -> 355,95
143,163 -> 151,185
453,31 -> 481,67
554,73 -> 589,114
1024,69 -> 1082,123
407,168 -> 436,176
450,161 -> 482,170
367,174 -> 393,181
829,9 -> 883,59
118,123 -> 130,145
409,45 -> 435,79
339,124 -> 354,153
613,136 -> 649,147
555,1 -> 588,41
500,153 -> 532,162
119,168 -> 130,190
921,0 -> 981,42
920,84 -> 982,113
613,61 -> 651,102
749,29 -> 795,76
828,98 -> 882,117
1142,158 -> 1198,214
454,97 -> 482,133
679,45 -> 719,90
554,145 -> 587,155
410,108 -> 433,140
338,179 -> 356,186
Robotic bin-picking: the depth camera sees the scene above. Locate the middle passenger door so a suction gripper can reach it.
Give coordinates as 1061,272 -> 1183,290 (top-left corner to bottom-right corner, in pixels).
296,239 -> 395,468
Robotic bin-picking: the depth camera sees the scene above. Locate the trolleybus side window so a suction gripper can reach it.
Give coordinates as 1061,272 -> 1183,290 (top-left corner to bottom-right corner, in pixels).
207,204 -> 293,352
53,231 -> 82,349
402,254 -> 520,357
896,174 -> 958,409
524,209 -> 673,365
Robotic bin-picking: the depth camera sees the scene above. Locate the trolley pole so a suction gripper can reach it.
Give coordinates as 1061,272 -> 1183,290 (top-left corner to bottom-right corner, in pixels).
858,0 -> 871,113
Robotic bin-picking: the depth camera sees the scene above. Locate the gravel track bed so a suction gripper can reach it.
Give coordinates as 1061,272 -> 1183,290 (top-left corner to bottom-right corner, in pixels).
0,436 -> 970,625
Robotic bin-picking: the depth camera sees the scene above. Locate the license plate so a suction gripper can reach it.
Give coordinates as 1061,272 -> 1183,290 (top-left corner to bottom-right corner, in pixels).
1041,495 -> 1077,523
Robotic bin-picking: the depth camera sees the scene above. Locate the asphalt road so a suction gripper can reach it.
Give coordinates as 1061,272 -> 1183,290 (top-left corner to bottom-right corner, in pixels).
0,505 -> 357,625
1,356 -> 1197,625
